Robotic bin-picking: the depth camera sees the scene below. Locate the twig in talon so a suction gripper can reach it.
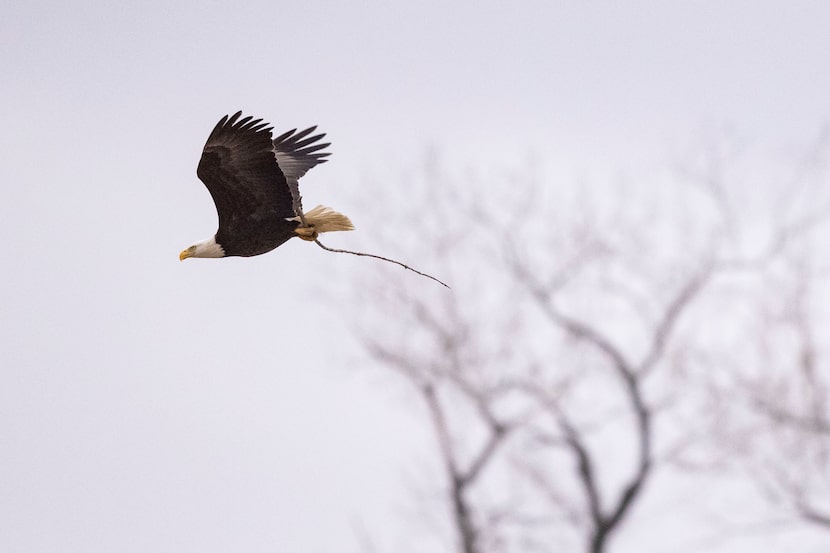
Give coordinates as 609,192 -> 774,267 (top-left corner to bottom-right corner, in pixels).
314,239 -> 451,289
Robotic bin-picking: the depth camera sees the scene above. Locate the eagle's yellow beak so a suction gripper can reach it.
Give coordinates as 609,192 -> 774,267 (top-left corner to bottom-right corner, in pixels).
179,248 -> 193,261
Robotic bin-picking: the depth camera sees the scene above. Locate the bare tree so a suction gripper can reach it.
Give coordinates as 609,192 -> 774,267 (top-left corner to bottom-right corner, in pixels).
672,135 -> 830,537
700,254 -> 830,533
347,140 -> 830,552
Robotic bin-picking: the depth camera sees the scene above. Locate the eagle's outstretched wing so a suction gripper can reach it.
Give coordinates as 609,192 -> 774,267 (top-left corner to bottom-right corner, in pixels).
271,126 -> 331,217
197,112 -> 296,234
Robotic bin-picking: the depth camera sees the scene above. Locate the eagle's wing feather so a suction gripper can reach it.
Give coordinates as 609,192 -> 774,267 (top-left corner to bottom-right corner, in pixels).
271,126 -> 331,217
197,112 -> 296,235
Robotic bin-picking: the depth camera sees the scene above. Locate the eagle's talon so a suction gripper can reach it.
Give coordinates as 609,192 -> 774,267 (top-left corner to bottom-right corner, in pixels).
295,226 -> 319,241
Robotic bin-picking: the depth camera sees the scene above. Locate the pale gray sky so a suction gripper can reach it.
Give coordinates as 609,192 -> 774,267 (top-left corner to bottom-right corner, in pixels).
2,1 -> 829,552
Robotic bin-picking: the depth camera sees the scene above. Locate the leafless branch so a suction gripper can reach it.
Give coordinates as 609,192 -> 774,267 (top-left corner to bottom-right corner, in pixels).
315,238 -> 451,289
796,502 -> 830,528
750,397 -> 830,436
636,264 -> 714,376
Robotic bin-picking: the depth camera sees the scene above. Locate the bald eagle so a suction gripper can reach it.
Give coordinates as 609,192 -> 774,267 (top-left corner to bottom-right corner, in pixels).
180,111 -> 353,260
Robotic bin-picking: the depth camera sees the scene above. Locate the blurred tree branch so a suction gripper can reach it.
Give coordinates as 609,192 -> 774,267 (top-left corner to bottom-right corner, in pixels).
348,139 -> 830,551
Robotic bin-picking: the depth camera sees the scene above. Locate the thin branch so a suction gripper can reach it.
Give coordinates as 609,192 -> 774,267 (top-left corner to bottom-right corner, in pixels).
364,341 -> 429,388
423,385 -> 460,477
751,396 -> 830,436
716,202 -> 830,272
439,375 -> 511,487
636,264 -> 713,376
463,424 -> 507,486
513,456 -> 586,528
519,275 -> 633,376
422,385 -> 480,553
559,414 -> 604,528
796,501 -> 830,528
315,239 -> 450,289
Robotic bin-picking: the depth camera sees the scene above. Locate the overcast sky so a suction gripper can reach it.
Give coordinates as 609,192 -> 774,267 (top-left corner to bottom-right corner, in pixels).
2,2 -> 829,552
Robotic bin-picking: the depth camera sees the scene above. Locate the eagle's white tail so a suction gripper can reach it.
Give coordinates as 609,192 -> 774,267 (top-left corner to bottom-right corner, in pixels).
294,205 -> 354,241
304,205 -> 354,233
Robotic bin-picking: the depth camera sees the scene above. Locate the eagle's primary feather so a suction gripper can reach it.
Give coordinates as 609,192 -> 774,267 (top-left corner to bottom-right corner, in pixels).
272,126 -> 331,217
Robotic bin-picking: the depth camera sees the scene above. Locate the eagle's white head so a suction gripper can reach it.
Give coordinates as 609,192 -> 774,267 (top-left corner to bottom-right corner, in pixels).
179,237 -> 225,260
